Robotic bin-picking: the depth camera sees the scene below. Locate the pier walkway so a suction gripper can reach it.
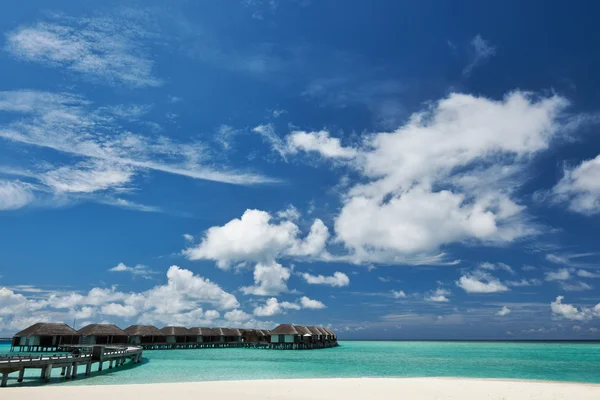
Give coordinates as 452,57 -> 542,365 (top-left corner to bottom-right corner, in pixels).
0,345 -> 143,388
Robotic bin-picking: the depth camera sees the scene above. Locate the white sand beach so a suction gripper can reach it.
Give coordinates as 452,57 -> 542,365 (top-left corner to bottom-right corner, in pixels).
2,378 -> 600,400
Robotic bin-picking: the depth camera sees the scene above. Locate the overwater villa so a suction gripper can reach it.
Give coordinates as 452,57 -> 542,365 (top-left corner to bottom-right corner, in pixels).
270,324 -> 337,349
78,324 -> 128,345
9,322 -> 338,352
124,325 -> 166,348
160,326 -> 192,346
11,323 -> 80,352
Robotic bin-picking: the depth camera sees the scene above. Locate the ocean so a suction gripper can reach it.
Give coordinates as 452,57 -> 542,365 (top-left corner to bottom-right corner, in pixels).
2,340 -> 600,387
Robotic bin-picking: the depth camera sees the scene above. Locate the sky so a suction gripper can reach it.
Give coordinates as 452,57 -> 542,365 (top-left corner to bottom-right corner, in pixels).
1,0 -> 600,340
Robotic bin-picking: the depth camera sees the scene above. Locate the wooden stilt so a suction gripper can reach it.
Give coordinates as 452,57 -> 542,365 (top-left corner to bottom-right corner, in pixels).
17,368 -> 24,383
85,363 -> 92,376
98,362 -> 103,371
65,365 -> 71,380
44,364 -> 52,383
61,367 -> 66,376
1,373 -> 8,388
71,363 -> 78,379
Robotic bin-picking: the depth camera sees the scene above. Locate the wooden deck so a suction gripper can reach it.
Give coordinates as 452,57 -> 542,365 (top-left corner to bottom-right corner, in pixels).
0,345 -> 143,388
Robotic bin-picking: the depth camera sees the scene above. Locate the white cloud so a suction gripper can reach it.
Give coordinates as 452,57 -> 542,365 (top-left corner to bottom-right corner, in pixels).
277,205 -> 301,221
552,154 -> 600,215
479,262 -> 514,274
577,270 -> 600,278
559,281 -> 593,292
463,34 -> 496,76
300,296 -> 326,309
333,91 -> 568,264
0,90 -> 275,201
100,303 -> 137,317
425,288 -> 451,302
224,309 -> 252,323
0,180 -> 34,210
109,262 -> 158,279
301,271 -> 349,287
457,271 -> 509,293
545,268 -> 571,281
5,15 -> 161,88
505,278 -> 542,287
240,261 -> 291,296
41,161 -> 134,194
391,290 -> 407,299
253,124 -> 288,160
550,296 -> 600,321
184,209 -> 326,268
183,234 -> 194,242
286,130 -> 357,159
496,305 -> 511,316
252,297 -> 301,317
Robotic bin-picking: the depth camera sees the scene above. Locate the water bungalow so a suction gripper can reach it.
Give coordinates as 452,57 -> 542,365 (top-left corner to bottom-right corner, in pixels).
269,324 -> 337,349
160,326 -> 192,346
78,324 -> 128,345
11,323 -> 80,352
10,322 -> 337,352
241,329 -> 271,343
124,325 -> 166,348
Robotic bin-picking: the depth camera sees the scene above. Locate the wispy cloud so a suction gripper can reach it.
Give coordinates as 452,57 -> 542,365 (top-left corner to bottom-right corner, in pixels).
5,13 -> 162,88
109,262 -> 159,279
0,90 -> 276,186
462,34 -> 496,76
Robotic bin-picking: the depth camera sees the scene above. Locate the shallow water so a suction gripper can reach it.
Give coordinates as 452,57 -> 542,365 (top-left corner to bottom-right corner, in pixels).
2,340 -> 600,387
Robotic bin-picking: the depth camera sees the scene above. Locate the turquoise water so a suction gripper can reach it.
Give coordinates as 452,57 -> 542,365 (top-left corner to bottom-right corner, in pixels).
2,341 -> 600,387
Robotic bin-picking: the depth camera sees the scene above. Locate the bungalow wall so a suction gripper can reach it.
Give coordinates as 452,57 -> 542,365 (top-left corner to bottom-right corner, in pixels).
270,334 -> 297,343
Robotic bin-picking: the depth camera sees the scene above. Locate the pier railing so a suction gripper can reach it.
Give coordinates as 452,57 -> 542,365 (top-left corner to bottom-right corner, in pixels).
0,345 -> 143,388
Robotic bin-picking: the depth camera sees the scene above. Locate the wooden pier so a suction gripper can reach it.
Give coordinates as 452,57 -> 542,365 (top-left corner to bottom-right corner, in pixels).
0,345 -> 143,388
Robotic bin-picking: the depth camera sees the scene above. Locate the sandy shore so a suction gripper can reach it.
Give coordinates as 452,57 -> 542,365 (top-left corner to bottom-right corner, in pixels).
2,378 -> 600,399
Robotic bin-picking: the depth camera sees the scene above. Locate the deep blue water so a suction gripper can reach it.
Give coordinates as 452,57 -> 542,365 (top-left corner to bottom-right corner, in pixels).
1,340 -> 600,387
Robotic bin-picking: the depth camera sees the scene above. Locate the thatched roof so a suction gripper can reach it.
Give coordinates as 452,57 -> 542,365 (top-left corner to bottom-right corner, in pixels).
315,327 -> 329,336
306,326 -> 322,335
123,325 -> 165,337
259,329 -> 271,335
202,328 -> 223,336
77,324 -> 127,337
160,326 -> 191,336
188,327 -> 209,335
323,327 -> 335,336
294,325 -> 312,335
221,328 -> 241,336
15,323 -> 79,337
270,324 -> 298,335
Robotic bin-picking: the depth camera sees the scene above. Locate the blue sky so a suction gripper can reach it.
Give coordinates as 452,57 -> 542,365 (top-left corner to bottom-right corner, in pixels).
1,0 -> 600,339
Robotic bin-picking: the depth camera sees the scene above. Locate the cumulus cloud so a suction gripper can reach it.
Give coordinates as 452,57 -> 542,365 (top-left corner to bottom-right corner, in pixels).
252,297 -> 301,317
184,208 -> 331,296
577,270 -> 600,278
425,288 -> 451,302
552,154 -> 600,215
456,271 -> 509,293
299,296 -> 326,309
240,261 -> 291,296
0,266 -> 241,334
184,209 -> 328,268
286,130 -> 357,159
301,271 -> 350,287
391,290 -> 407,299
550,296 -> 600,321
496,306 -> 511,316
333,91 -> 568,264
224,309 -> 252,323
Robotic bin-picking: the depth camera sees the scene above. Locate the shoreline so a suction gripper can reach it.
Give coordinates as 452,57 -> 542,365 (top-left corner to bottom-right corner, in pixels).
2,377 -> 600,399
